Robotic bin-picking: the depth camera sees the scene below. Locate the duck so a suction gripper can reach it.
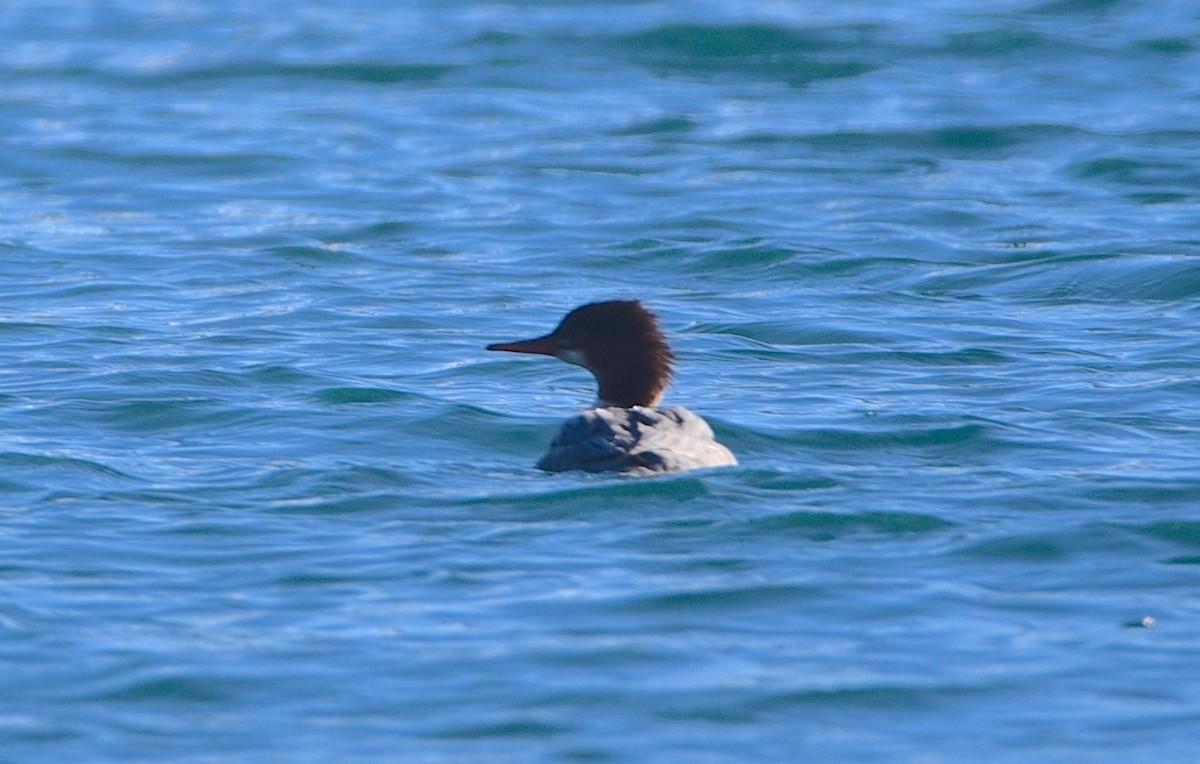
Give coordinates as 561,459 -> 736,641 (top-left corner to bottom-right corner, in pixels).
487,300 -> 737,475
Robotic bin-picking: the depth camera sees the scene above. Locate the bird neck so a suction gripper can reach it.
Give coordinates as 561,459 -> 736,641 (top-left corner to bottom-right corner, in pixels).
594,370 -> 667,409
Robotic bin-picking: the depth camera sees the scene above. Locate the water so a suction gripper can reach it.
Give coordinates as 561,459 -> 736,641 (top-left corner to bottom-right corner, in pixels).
2,0 -> 1200,761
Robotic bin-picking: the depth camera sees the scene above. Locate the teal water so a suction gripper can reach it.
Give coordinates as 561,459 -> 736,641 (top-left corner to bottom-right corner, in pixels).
3,1 -> 1200,761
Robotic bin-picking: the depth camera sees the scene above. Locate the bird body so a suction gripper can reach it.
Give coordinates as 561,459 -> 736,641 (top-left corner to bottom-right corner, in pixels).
537,405 -> 737,475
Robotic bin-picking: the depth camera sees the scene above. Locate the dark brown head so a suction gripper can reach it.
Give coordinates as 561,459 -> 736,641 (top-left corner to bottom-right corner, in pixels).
486,300 -> 674,408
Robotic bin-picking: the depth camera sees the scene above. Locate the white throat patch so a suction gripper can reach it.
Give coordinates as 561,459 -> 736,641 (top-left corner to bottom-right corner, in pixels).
558,348 -> 587,368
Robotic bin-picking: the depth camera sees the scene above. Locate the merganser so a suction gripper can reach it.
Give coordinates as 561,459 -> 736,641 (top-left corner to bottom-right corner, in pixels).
487,300 -> 737,475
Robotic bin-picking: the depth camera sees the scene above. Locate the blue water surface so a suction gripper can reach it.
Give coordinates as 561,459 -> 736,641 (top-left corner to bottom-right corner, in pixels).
2,1 -> 1200,761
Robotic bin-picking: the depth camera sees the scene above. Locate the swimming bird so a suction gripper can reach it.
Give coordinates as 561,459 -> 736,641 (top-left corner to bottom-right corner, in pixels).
487,300 -> 737,475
